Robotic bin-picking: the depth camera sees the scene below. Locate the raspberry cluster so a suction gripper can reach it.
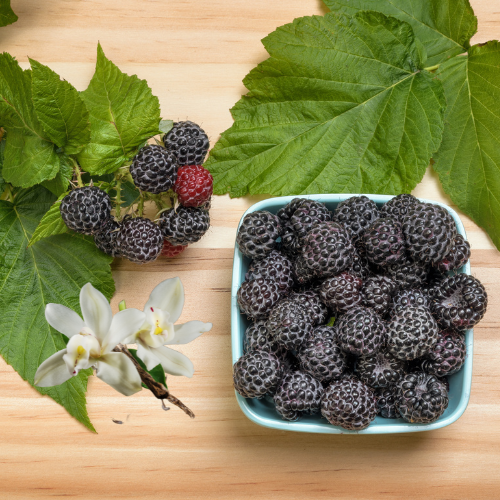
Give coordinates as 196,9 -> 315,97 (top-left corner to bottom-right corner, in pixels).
232,195 -> 487,430
60,121 -> 212,264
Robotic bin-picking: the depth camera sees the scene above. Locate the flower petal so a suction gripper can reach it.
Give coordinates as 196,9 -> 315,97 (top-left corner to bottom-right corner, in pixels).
34,349 -> 73,387
101,308 -> 146,353
80,283 -> 112,341
169,321 -> 212,345
95,352 -> 142,396
150,345 -> 194,378
144,278 -> 184,323
45,304 -> 84,338
136,342 -> 163,371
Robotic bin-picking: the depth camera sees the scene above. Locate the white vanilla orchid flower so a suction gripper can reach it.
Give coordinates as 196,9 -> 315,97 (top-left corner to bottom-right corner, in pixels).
35,283 -> 146,396
128,277 -> 212,378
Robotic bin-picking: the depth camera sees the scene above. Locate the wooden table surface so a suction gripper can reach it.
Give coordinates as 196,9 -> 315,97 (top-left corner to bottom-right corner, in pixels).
1,1 -> 500,498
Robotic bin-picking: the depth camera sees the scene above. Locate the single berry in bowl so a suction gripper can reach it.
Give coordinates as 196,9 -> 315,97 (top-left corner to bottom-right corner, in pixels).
321,376 -> 377,431
420,330 -> 467,377
94,218 -> 120,257
336,306 -> 386,356
115,217 -> 163,263
163,120 -> 210,165
431,274 -> 487,332
244,320 -> 287,358
403,203 -> 457,264
267,297 -> 313,350
355,349 -> 407,388
334,195 -> 380,242
298,326 -> 347,382
390,288 -> 429,317
130,144 -> 178,194
276,198 -> 309,223
385,254 -> 429,290
293,255 -> 319,285
246,250 -> 294,296
289,199 -> 332,241
375,386 -> 399,419
289,290 -> 328,326
174,164 -> 213,208
236,211 -> 282,259
362,275 -> 397,316
60,186 -> 111,235
301,221 -> 353,278
434,234 -> 471,272
380,194 -> 420,219
387,305 -> 439,360
237,278 -> 281,320
274,371 -> 324,421
319,272 -> 363,313
363,217 -> 405,267
395,372 -> 449,424
160,206 -> 210,246
233,350 -> 283,398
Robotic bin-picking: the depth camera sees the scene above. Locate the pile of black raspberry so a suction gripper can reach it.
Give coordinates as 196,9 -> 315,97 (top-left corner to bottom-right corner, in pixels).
60,121 -> 213,265
232,196 -> 486,430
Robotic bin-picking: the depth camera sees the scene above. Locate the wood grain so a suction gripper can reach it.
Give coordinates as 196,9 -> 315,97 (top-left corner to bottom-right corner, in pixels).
1,1 -> 499,498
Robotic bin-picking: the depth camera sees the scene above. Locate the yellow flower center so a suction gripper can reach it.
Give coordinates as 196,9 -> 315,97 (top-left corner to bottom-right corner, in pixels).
77,345 -> 86,355
154,318 -> 164,335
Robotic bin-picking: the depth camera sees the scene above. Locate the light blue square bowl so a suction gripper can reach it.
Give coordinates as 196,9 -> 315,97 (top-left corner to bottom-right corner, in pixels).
231,194 -> 473,434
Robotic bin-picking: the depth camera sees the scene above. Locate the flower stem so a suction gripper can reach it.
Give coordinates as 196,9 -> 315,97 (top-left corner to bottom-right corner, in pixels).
113,344 -> 195,418
118,300 -> 127,311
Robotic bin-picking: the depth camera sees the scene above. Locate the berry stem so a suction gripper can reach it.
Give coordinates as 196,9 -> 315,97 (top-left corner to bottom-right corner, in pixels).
115,178 -> 122,220
71,159 -> 84,187
137,192 -> 145,217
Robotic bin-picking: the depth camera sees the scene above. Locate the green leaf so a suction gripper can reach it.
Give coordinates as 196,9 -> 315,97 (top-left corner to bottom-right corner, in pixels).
206,12 -> 445,198
0,186 -> 115,431
77,43 -> 161,175
0,0 -> 17,27
41,155 -> 73,196
120,180 -> 140,208
433,42 -> 500,250
128,348 -> 167,388
0,138 -> 6,193
323,0 -> 477,67
2,128 -> 62,187
0,53 -> 61,187
28,195 -> 69,247
159,119 -> 174,134
30,59 -> 91,155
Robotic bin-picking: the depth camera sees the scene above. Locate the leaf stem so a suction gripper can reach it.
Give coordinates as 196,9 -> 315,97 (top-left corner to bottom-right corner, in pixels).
113,344 -> 195,418
424,64 -> 440,72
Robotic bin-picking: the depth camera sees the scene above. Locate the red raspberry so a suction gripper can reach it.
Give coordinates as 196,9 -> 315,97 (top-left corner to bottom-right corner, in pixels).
161,240 -> 187,258
174,165 -> 213,207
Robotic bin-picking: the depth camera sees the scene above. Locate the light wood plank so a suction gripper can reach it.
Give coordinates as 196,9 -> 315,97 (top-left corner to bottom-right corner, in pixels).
0,1 -> 499,498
